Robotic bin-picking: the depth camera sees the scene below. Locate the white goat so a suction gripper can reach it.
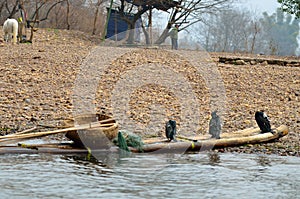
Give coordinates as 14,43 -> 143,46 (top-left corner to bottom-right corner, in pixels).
3,18 -> 18,44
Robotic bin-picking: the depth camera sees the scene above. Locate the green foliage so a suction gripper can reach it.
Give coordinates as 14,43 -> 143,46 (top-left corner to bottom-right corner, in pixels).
260,8 -> 299,55
278,0 -> 300,18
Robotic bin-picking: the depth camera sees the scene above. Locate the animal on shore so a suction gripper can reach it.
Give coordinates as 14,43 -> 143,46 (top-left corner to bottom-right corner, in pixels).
255,111 -> 273,133
209,110 -> 221,139
3,18 -> 18,44
165,120 -> 176,141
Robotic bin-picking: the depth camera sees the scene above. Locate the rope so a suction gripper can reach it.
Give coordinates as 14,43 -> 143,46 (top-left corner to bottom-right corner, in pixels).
86,147 -> 92,160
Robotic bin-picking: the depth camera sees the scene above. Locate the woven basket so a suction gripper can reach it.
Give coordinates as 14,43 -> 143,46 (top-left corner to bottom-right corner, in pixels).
65,114 -> 118,147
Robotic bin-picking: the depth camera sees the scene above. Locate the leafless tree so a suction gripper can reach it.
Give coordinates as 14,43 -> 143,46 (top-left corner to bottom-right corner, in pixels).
86,0 -> 106,35
250,21 -> 260,53
154,0 -> 233,44
114,0 -> 233,44
0,0 -> 24,23
194,9 -> 262,53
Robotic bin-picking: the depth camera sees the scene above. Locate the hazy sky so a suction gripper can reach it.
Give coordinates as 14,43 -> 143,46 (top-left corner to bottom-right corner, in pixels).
240,0 -> 281,14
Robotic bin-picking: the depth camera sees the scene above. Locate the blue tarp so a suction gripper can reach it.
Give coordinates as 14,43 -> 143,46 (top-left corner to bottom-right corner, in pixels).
106,9 -> 135,41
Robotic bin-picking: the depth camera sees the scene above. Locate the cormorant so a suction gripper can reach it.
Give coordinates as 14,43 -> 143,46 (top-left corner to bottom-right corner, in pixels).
209,110 -> 221,139
255,111 -> 273,133
165,120 -> 176,141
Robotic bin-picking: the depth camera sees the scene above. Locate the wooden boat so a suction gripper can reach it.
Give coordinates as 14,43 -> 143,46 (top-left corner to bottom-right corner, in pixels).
0,114 -> 119,146
0,125 -> 288,154
64,114 -> 119,146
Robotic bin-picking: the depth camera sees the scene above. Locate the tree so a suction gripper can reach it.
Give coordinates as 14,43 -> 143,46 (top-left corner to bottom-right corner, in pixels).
115,0 -> 156,44
194,9 -> 262,53
0,0 -> 23,22
0,0 -> 106,36
154,0 -> 233,44
260,8 -> 299,55
0,0 -> 69,27
24,0 -> 67,41
194,8 -> 299,56
114,0 -> 233,44
278,0 -> 300,18
87,0 -> 108,35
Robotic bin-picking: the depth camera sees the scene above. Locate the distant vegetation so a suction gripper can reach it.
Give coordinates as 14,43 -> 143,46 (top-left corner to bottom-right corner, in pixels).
0,0 -> 299,56
278,0 -> 300,18
0,0 -> 108,36
191,8 -> 299,56
0,0 -> 233,44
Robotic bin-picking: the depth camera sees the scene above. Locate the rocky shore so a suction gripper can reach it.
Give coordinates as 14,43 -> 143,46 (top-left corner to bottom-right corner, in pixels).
0,28 -> 299,156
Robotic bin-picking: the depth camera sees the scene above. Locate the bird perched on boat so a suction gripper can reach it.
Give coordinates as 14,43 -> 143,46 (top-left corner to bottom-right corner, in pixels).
255,111 -> 273,133
209,110 -> 221,139
165,120 -> 176,141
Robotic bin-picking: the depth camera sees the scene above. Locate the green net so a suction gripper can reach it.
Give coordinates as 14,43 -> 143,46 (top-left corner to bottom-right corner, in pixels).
117,131 -> 129,152
113,130 -> 144,152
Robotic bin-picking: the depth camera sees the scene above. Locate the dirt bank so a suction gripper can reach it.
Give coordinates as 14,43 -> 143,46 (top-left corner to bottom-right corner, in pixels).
0,28 -> 299,156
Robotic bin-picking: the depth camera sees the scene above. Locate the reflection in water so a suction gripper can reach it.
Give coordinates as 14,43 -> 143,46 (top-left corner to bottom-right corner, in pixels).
62,150 -> 136,169
0,153 -> 299,198
255,155 -> 272,167
208,152 -> 221,165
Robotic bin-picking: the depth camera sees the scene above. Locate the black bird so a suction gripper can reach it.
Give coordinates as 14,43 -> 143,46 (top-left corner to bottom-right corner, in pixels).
165,120 -> 176,141
255,111 -> 273,133
209,110 -> 221,139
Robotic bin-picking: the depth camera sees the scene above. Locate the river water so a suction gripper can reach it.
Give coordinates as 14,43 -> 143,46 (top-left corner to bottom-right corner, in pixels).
0,152 -> 299,199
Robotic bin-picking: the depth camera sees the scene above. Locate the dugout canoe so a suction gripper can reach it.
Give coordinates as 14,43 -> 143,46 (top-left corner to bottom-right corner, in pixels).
0,125 -> 288,154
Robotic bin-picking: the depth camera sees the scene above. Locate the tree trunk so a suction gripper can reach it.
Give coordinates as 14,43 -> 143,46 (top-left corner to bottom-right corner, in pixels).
66,0 -> 70,30
92,5 -> 99,35
126,22 -> 135,44
29,26 -> 34,42
251,22 -> 259,54
29,0 -> 40,42
154,27 -> 170,45
0,2 -> 5,18
154,22 -> 173,45
141,23 -> 150,45
7,0 -> 19,19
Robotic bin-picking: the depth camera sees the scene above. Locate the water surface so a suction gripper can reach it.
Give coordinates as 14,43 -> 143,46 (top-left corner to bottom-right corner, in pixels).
0,152 -> 299,199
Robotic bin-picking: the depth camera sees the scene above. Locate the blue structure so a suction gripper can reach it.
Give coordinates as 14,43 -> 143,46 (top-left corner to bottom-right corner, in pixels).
105,0 -> 178,41
106,9 -> 135,41
124,0 -> 178,11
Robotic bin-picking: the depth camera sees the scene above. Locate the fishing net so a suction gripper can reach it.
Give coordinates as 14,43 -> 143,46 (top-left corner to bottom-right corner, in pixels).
117,131 -> 129,152
113,130 -> 144,152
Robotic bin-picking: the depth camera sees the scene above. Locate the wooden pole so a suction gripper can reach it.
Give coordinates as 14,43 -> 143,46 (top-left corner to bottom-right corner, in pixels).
0,120 -> 117,142
102,0 -> 114,41
14,127 -> 37,135
149,7 -> 152,45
